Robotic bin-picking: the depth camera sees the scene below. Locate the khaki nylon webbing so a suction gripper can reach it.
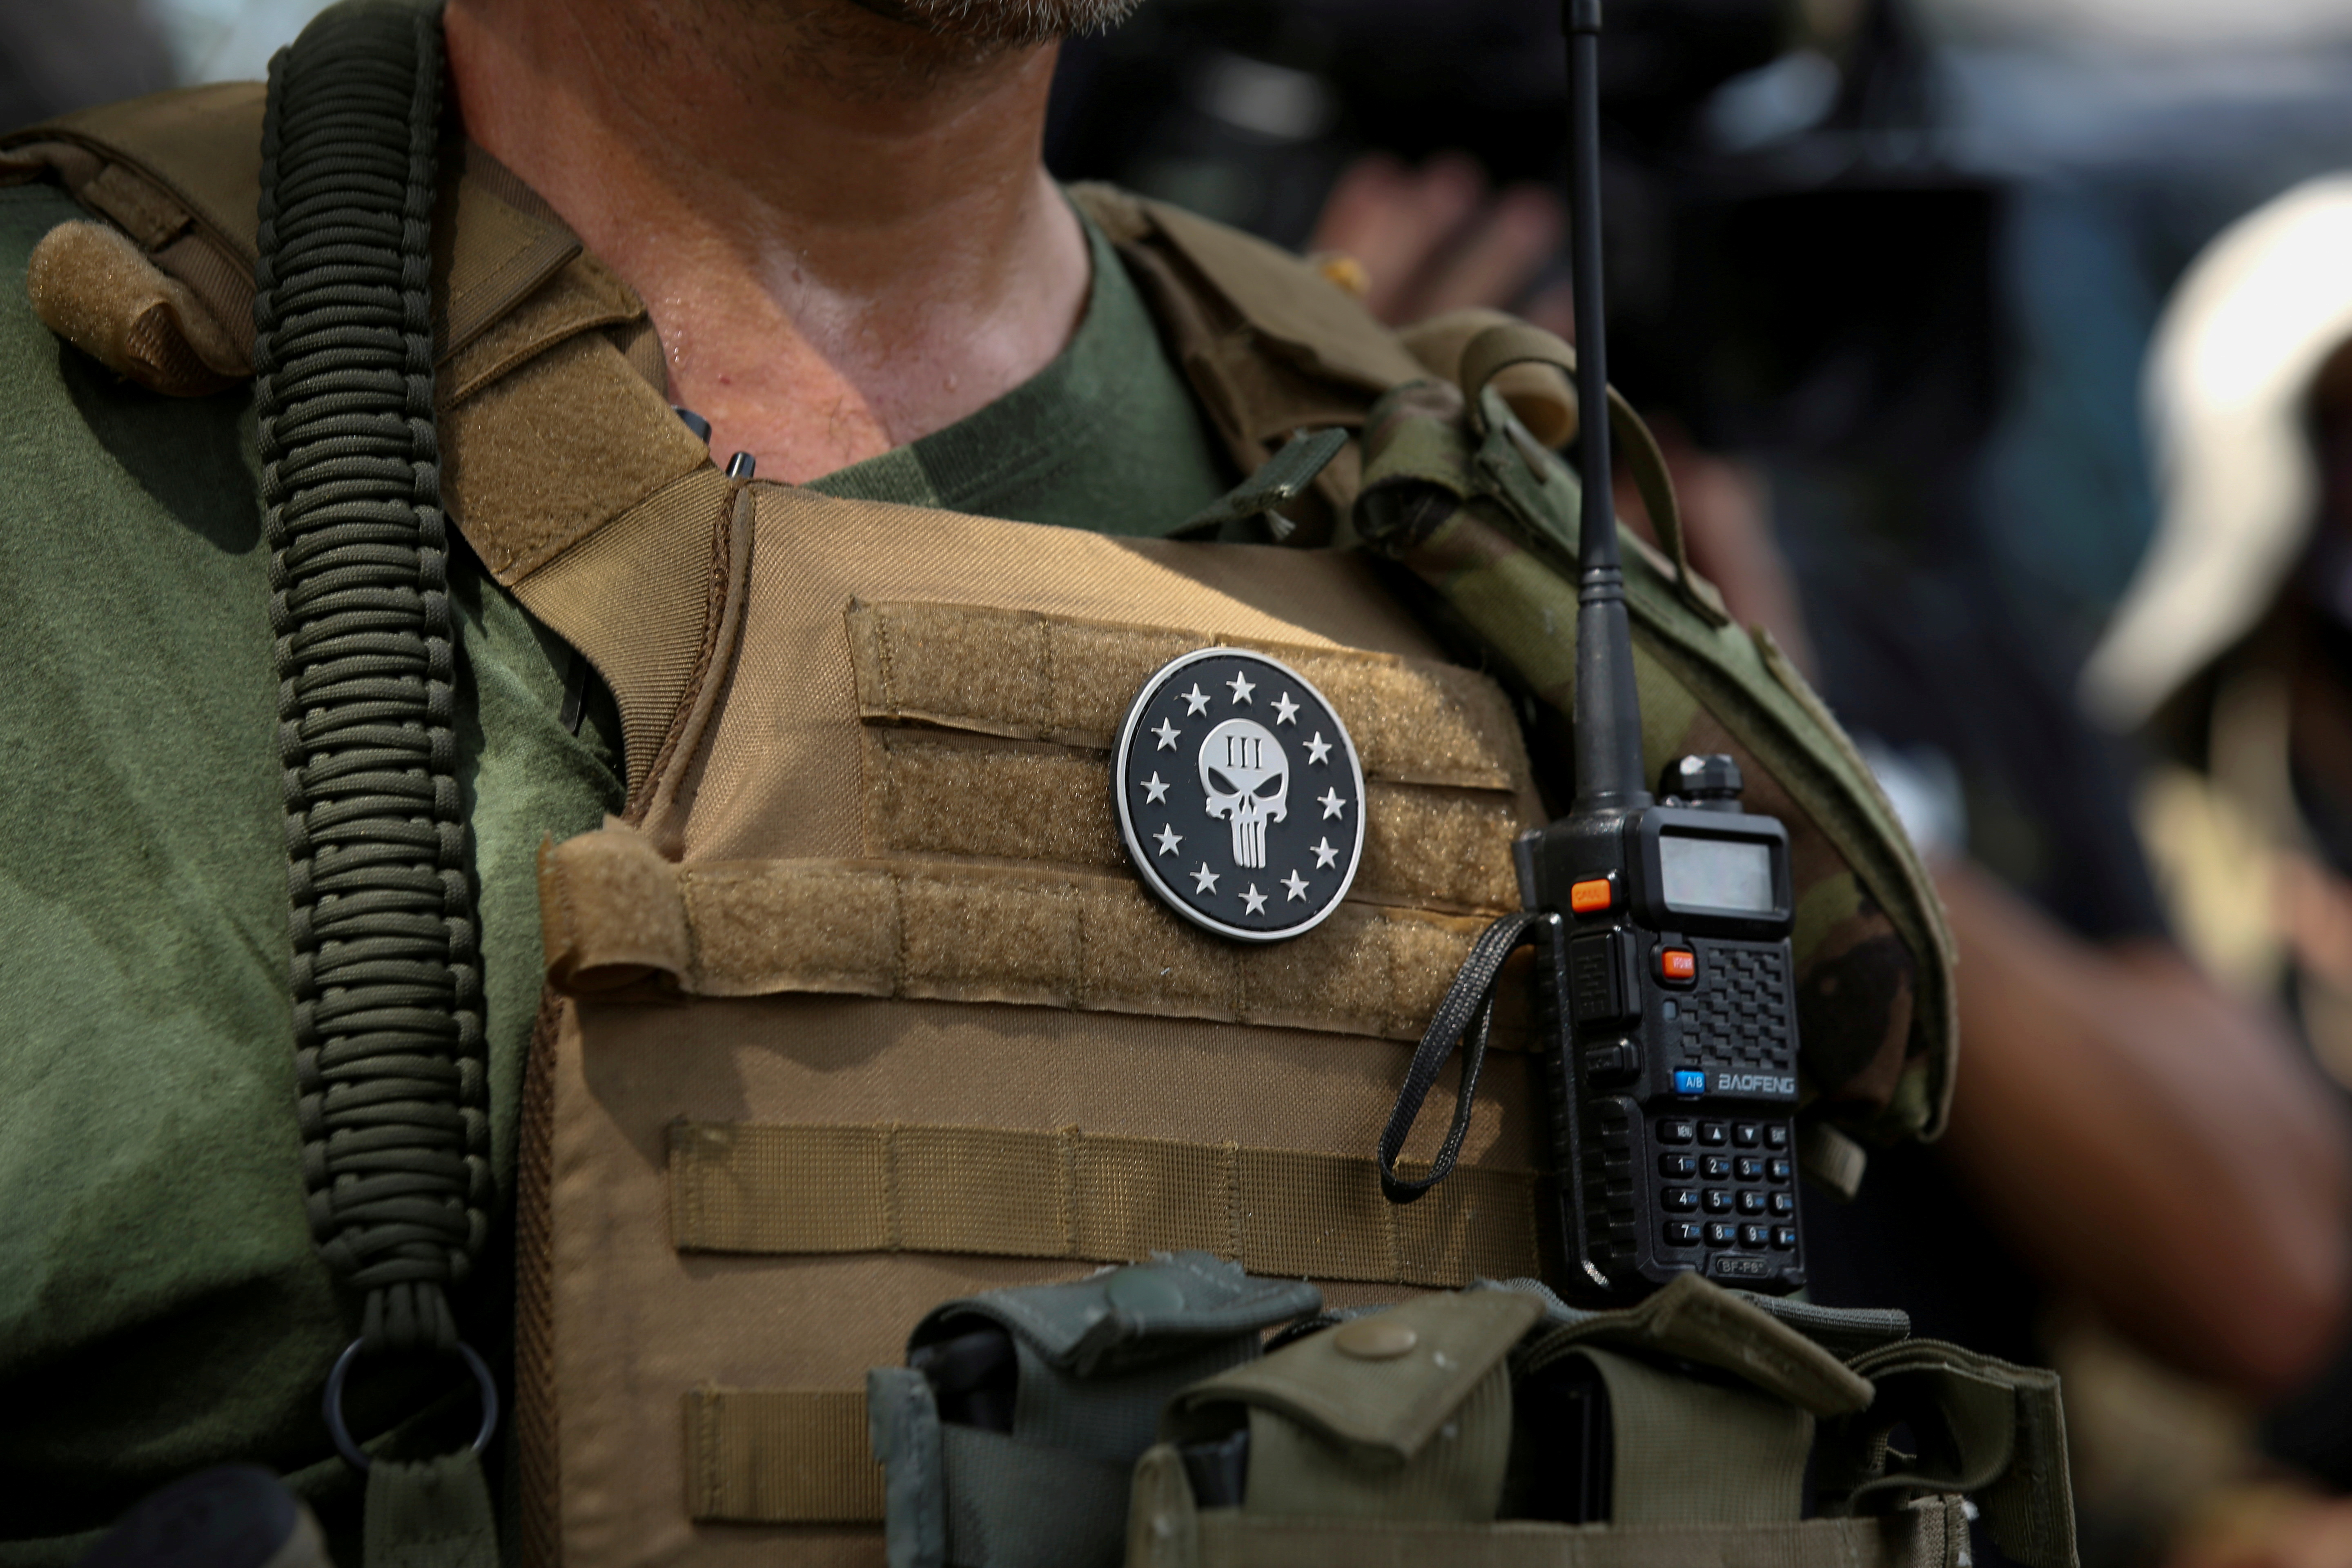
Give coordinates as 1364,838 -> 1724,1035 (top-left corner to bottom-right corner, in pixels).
846,601 -> 1523,792
684,1389 -> 886,1524
668,1122 -> 1542,1287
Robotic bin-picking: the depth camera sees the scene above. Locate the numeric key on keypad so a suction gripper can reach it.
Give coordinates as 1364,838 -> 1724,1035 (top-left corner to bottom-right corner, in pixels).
1734,1156 -> 1764,1181
1663,1188 -> 1697,1212
1660,1153 -> 1697,1179
1664,1221 -> 1701,1247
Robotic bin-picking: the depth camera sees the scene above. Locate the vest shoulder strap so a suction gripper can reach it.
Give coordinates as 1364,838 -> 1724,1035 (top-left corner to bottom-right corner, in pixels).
3,84 -> 266,384
4,83 -> 601,403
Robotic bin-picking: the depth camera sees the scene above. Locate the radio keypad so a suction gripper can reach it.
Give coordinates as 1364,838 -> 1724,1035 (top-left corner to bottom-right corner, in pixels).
1655,1114 -> 1797,1263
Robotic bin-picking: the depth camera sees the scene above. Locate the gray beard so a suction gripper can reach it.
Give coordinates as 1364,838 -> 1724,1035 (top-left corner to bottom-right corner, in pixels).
846,0 -> 1143,44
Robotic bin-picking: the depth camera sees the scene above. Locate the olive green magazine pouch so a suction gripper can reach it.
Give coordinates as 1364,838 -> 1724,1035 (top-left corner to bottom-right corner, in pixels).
868,1253 -> 1321,1568
1134,1281 -> 1972,1568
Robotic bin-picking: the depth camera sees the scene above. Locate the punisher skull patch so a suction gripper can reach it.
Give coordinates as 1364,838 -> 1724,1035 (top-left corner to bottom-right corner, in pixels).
1112,647 -> 1365,942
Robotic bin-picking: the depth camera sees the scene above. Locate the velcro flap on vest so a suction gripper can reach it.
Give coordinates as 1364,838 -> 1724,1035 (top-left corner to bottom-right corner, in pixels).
846,600 -> 1525,793
26,218 -> 245,396
1517,1273 -> 1873,1419
1165,1290 -> 1543,1465
539,820 -> 1526,1045
915,1252 -> 1321,1380
536,820 -> 692,991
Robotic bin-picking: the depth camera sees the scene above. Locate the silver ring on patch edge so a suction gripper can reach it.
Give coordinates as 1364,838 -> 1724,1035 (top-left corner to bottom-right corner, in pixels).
1112,646 -> 1368,944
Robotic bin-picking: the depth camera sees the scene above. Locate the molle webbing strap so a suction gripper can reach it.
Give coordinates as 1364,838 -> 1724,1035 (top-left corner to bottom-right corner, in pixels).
539,839 -> 1529,1047
667,1122 -> 1543,1287
685,1389 -> 886,1524
256,0 -> 488,1354
846,601 -> 1524,793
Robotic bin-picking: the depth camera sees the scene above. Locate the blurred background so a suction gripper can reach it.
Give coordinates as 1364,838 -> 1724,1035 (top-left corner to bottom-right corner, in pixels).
18,2 -> 2352,1564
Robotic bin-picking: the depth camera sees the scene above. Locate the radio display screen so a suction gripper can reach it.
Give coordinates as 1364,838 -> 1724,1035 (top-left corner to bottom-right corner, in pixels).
1659,833 -> 1775,915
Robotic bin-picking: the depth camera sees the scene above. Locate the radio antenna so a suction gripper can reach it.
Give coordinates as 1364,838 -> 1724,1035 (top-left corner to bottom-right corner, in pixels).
1564,0 -> 1650,813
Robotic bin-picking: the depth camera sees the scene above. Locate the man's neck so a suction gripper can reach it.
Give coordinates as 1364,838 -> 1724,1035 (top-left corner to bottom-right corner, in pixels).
443,0 -> 1088,481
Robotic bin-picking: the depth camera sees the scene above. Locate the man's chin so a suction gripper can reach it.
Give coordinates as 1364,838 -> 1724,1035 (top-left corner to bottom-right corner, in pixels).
844,0 -> 1143,45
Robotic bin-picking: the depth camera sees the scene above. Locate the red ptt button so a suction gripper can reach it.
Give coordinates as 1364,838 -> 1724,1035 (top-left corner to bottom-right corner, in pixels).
1570,876 -> 1615,914
1659,949 -> 1697,983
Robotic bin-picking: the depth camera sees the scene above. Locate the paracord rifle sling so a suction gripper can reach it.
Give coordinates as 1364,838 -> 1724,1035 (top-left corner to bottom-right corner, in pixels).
255,0 -> 489,1358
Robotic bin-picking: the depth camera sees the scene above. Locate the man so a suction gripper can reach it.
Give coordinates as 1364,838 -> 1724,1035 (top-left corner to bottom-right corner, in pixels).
0,2 -> 1965,1564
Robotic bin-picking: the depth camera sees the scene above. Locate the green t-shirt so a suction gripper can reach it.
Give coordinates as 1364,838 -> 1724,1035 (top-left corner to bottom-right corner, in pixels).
0,182 -> 1230,1559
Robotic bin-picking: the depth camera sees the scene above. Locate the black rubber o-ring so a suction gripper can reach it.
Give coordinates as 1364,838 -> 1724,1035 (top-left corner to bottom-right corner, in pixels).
322,1338 -> 499,1473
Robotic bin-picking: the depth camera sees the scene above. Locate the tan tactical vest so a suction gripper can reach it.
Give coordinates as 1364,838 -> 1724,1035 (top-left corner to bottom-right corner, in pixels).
7,76 -> 1983,1568
529,484 -> 1561,1564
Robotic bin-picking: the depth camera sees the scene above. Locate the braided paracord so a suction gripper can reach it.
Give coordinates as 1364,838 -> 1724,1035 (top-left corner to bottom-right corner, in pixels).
254,2 -> 488,1356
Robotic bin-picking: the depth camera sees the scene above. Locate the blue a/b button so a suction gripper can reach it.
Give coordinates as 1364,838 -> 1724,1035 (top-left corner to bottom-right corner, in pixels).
1673,1070 -> 1707,1096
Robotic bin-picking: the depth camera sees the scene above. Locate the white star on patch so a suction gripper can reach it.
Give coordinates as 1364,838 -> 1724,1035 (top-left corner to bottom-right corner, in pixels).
1141,772 -> 1169,804
1155,824 -> 1182,857
1241,884 -> 1269,915
1181,683 -> 1211,716
1319,787 -> 1347,820
1311,837 -> 1339,869
1227,670 -> 1255,704
1282,869 -> 1310,901
1305,732 -> 1332,765
1272,692 -> 1300,726
1191,863 -> 1220,894
1154,718 -> 1180,751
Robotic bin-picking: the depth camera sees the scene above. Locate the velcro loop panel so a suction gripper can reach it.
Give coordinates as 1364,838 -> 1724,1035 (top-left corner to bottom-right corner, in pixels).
684,861 -> 1506,1042
846,601 -> 1527,793
536,822 -> 691,991
863,729 -> 1524,914
541,829 -> 1530,1044
667,1122 -> 1542,1287
685,1388 -> 885,1524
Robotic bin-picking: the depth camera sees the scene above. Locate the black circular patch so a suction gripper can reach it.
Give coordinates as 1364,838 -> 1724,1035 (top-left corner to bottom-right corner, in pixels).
1113,648 -> 1366,942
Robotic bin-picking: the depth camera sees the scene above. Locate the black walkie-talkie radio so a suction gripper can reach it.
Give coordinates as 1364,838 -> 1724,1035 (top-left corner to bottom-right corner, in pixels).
1374,1 -> 1803,1298
1524,0 -> 1805,1297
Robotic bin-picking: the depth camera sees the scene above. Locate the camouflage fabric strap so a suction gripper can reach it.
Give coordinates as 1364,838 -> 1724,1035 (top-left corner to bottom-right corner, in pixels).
1352,346 -> 1958,1151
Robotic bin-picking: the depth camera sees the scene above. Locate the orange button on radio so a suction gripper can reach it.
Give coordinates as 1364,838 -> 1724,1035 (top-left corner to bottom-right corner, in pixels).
1570,877 -> 1615,914
1660,949 -> 1697,982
